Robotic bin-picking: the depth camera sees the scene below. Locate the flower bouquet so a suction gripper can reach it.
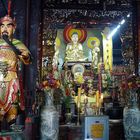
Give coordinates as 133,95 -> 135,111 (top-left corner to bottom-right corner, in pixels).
120,75 -> 140,106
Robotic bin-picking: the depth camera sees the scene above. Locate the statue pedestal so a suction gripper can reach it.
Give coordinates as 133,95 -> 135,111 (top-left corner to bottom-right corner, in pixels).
63,61 -> 92,70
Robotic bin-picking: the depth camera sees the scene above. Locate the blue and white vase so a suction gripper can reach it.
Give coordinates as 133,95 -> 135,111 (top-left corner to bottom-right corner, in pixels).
41,89 -> 59,140
123,89 -> 140,140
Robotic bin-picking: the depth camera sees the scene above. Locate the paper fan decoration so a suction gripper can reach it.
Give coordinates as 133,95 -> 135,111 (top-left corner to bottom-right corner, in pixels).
87,37 -> 100,49
63,24 -> 87,43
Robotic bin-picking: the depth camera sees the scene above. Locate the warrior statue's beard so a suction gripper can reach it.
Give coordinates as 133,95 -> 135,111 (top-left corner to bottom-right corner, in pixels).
2,34 -> 9,42
2,32 -> 10,38
2,31 -> 8,35
2,34 -> 22,56
2,33 -> 13,41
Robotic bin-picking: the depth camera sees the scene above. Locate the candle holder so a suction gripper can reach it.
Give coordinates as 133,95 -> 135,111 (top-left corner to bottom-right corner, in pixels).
76,87 -> 82,126
84,95 -> 88,116
77,106 -> 80,126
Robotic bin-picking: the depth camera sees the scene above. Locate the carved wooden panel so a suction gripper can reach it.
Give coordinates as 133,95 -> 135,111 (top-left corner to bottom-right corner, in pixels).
39,0 -> 136,80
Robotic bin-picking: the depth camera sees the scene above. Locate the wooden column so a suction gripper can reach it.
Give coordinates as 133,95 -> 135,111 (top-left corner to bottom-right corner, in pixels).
12,0 -> 41,114
137,2 -> 140,58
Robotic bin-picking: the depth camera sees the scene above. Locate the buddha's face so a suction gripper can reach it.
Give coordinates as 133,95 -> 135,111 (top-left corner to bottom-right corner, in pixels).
0,21 -> 15,39
71,33 -> 79,44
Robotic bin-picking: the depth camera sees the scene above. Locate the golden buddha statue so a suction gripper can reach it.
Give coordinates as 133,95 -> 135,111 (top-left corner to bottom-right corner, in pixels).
65,32 -> 87,62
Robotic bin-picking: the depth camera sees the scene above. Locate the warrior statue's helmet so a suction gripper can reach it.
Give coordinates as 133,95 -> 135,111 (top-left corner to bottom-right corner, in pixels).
0,15 -> 16,27
0,0 -> 16,26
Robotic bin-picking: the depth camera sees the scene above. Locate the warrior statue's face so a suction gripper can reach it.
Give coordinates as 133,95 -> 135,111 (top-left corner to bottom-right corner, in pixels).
0,21 -> 15,39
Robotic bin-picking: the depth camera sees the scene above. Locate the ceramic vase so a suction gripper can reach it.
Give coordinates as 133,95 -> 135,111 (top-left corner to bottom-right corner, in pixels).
41,89 -> 59,140
123,89 -> 140,140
